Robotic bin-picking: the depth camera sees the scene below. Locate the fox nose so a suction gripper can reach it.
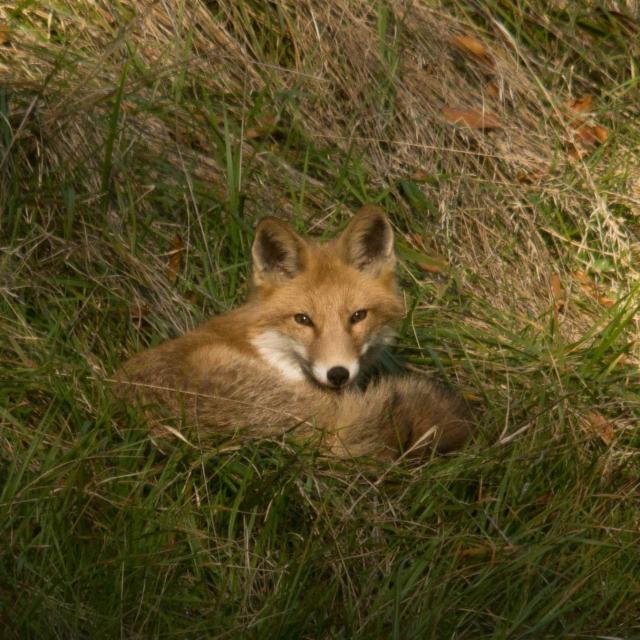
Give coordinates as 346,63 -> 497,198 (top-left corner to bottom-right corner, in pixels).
327,366 -> 350,387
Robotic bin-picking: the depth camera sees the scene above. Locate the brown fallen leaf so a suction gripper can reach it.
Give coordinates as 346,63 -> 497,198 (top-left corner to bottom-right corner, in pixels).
245,113 -> 277,139
417,260 -> 446,274
95,6 -> 117,25
408,233 -> 425,248
0,22 -> 10,46
462,389 -> 483,402
571,270 -> 591,285
130,301 -> 151,330
571,272 -> 618,307
566,95 -> 593,114
597,295 -> 615,308
442,107 -> 501,130
167,234 -> 185,284
572,270 -> 597,297
410,169 -> 431,181
564,95 -> 609,159
574,123 -> 609,147
450,34 -> 494,68
459,545 -> 494,560
517,165 -> 550,182
405,235 -> 449,274
585,412 -> 615,445
550,273 -> 566,312
592,125 -> 609,143
567,144 -> 589,161
485,81 -> 499,98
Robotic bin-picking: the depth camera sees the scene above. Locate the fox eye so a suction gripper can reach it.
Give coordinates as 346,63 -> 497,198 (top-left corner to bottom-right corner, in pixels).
350,309 -> 368,324
294,313 -> 314,327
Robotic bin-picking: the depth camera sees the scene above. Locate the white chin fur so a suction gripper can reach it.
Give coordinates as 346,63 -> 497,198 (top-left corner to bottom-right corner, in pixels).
312,361 -> 360,387
251,330 -> 307,382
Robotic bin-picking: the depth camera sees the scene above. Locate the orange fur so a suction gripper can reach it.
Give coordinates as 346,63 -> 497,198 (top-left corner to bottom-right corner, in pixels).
114,205 -> 473,460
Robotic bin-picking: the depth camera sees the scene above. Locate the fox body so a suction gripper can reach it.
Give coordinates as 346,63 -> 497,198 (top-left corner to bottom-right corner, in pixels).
116,205 -> 473,459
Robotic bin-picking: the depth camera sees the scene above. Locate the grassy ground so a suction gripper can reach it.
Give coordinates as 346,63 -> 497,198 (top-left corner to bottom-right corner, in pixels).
1,1 -> 640,637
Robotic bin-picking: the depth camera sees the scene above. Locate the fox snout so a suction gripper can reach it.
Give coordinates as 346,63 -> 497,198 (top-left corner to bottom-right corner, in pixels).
249,328 -> 363,389
312,361 -> 359,389
327,366 -> 349,387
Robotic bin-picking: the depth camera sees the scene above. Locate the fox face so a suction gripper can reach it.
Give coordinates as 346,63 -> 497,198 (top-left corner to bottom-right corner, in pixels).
248,205 -> 404,389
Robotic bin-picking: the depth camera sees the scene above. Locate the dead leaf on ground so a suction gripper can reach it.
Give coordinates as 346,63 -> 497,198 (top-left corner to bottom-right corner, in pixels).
597,295 -> 615,308
485,81 -> 499,98
459,545 -> 494,560
567,144 -> 589,161
450,34 -> 495,68
563,95 -> 609,159
410,169 -> 431,181
517,165 -> 551,182
409,233 -> 425,248
572,270 -> 597,296
245,114 -> 277,139
417,259 -> 447,274
95,6 -> 117,26
442,107 -> 501,130
130,301 -> 151,330
406,234 -> 449,274
566,95 -> 593,114
571,271 -> 617,307
166,234 -> 185,284
550,273 -> 565,312
573,123 -> 609,147
567,129 -> 608,159
585,412 -> 615,445
0,22 -> 10,46
592,125 -> 609,143
571,270 -> 591,285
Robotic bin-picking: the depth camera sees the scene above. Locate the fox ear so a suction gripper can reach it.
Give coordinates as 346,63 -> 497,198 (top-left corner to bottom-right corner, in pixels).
339,205 -> 395,274
252,217 -> 307,284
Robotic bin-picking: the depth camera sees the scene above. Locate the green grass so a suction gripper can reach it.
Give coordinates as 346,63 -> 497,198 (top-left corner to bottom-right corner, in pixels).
1,1 -> 640,638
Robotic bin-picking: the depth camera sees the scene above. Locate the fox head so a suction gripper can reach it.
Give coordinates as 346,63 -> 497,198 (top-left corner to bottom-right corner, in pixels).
248,205 -> 404,389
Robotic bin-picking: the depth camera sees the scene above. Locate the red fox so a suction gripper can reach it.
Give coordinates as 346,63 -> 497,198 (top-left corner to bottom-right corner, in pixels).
115,205 -> 473,460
